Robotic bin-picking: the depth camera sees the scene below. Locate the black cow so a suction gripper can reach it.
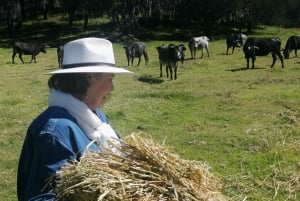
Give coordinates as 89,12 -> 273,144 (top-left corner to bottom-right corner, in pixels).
282,35 -> 300,59
243,37 -> 284,69
123,41 -> 149,66
156,44 -> 186,80
57,45 -> 64,68
226,33 -> 247,54
12,42 -> 47,64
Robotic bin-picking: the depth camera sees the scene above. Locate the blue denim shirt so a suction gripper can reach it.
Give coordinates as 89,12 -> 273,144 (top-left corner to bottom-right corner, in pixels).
17,106 -> 116,201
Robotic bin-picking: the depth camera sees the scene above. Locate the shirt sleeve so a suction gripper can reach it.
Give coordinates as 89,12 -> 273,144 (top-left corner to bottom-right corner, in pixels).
18,131 -> 78,201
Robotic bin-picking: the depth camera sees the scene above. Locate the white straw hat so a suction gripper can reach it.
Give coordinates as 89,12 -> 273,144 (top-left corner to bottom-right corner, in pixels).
50,37 -> 132,74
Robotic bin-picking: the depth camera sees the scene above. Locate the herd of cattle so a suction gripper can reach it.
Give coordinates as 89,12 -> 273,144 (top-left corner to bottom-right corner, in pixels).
11,34 -> 300,80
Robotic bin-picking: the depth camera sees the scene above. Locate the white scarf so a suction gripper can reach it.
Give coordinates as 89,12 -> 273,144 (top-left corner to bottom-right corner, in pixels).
48,89 -> 119,148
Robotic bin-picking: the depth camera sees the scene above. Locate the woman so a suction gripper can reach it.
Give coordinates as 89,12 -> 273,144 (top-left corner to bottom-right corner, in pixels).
17,38 -> 132,201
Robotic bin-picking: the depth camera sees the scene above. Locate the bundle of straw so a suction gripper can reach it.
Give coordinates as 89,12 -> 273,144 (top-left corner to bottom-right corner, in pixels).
54,134 -> 228,201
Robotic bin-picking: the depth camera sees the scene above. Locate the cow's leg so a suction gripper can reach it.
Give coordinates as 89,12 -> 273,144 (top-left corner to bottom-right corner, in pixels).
201,49 -> 204,58
206,47 -> 210,57
137,57 -> 141,66
126,55 -> 130,66
166,65 -> 169,78
232,46 -> 235,54
226,46 -> 229,55
12,51 -> 17,64
30,55 -> 36,63
251,56 -> 256,69
246,57 -> 250,68
191,46 -> 196,59
131,58 -> 134,66
270,52 -> 277,68
277,52 -> 284,68
295,49 -> 297,57
160,64 -> 163,77
19,54 -> 24,64
169,66 -> 173,80
174,65 -> 177,80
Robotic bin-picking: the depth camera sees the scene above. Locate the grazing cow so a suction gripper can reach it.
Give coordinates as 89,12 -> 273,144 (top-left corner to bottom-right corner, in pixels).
226,33 -> 247,54
243,37 -> 284,69
123,41 -> 149,66
156,44 -> 186,80
12,42 -> 47,64
188,36 -> 209,59
57,45 -> 64,68
282,35 -> 300,59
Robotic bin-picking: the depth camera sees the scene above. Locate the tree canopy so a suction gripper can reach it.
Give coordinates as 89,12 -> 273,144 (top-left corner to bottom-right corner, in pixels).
1,0 -> 299,38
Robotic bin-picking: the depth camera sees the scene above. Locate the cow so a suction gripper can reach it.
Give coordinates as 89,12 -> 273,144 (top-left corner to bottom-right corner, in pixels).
12,42 -> 47,64
123,41 -> 149,66
188,36 -> 209,59
243,37 -> 284,69
57,45 -> 64,68
282,35 -> 300,59
226,33 -> 247,54
156,44 -> 186,80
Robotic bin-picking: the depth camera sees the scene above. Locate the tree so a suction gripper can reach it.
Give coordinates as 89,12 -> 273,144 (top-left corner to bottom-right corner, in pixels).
0,0 -> 23,37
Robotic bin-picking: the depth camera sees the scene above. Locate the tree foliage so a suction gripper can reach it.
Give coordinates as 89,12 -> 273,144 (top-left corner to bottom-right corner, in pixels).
0,0 -> 299,38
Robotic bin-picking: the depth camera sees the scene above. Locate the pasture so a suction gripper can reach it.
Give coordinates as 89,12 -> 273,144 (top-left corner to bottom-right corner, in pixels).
0,22 -> 299,200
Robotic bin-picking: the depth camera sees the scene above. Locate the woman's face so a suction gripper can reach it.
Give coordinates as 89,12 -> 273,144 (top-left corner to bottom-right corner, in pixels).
84,73 -> 115,110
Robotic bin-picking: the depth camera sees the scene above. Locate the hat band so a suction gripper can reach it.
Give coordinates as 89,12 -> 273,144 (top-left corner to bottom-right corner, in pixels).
62,62 -> 116,69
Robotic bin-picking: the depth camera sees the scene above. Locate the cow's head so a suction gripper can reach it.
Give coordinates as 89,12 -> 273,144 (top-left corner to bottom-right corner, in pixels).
177,44 -> 186,64
169,44 -> 186,64
282,48 -> 290,59
235,39 -> 242,47
246,45 -> 259,55
40,44 -> 48,54
202,36 -> 209,41
123,45 -> 134,57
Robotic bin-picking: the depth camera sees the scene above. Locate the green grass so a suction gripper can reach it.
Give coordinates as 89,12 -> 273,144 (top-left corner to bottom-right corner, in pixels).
0,20 -> 299,200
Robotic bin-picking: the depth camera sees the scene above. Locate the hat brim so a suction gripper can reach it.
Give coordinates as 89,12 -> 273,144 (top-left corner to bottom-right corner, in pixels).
49,66 -> 133,74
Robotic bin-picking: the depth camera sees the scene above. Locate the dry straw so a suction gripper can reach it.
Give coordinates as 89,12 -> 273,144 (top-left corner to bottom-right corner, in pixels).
54,133 -> 228,201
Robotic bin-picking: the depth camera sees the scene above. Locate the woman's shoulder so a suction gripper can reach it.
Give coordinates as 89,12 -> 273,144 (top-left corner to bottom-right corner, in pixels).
29,106 -> 82,138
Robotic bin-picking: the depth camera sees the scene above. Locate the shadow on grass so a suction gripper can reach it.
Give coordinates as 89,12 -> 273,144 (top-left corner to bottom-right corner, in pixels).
137,75 -> 164,84
226,66 -> 265,72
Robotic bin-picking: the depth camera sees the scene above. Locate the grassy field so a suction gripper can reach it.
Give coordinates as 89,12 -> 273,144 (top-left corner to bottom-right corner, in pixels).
0,19 -> 299,200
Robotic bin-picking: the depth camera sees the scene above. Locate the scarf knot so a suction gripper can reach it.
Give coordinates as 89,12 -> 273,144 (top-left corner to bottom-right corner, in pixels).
48,89 -> 119,149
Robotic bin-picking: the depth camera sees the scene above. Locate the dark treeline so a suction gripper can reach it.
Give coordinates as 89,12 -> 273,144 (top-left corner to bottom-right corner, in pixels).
0,0 -> 299,39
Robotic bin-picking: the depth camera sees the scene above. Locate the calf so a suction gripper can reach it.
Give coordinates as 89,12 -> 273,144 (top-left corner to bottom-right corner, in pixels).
156,44 -> 186,80
243,37 -> 284,68
188,36 -> 209,59
57,45 -> 64,68
123,41 -> 149,66
226,33 -> 247,54
282,35 -> 300,59
12,42 -> 47,64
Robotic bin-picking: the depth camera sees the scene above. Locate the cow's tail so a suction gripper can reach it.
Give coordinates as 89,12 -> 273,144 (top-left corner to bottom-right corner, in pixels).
143,48 -> 149,65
